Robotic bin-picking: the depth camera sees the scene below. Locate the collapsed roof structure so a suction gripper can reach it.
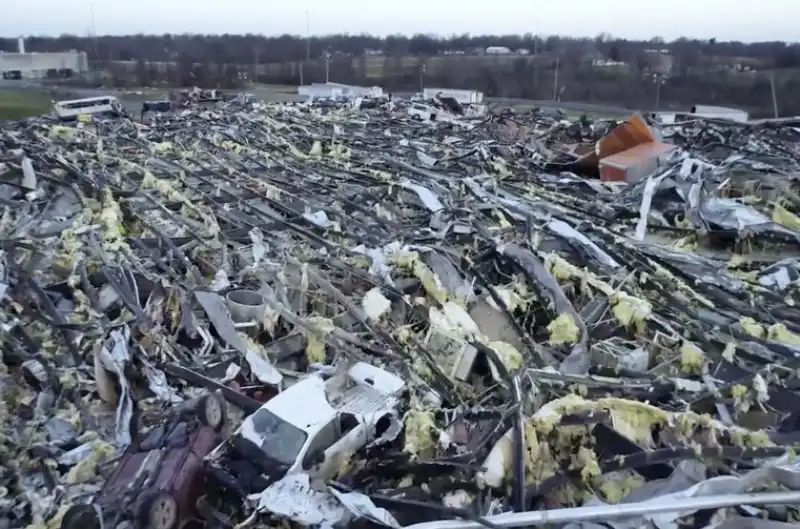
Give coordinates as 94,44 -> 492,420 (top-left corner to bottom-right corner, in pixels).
1,94 -> 800,529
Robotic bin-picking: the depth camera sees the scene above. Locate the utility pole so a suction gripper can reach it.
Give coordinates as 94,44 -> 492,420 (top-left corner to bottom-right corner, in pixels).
532,20 -> 541,94
553,56 -> 559,100
254,47 -> 260,83
305,10 -> 311,62
324,51 -> 330,83
90,0 -> 98,65
419,63 -> 426,94
770,72 -> 780,118
655,73 -> 663,110
303,9 -> 310,85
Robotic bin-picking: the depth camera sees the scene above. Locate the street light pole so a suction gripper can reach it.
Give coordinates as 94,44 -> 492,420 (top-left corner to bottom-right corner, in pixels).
655,73 -> 662,110
90,0 -> 98,64
553,56 -> 559,100
325,51 -> 330,83
770,72 -> 780,118
419,64 -> 426,94
305,10 -> 310,62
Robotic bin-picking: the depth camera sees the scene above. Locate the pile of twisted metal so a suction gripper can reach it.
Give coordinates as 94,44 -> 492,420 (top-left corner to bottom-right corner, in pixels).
2,95 -> 800,529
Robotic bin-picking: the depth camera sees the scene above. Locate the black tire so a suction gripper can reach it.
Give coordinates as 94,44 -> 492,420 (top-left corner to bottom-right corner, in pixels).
115,522 -> 135,529
141,492 -> 179,529
60,505 -> 101,529
197,394 -> 225,431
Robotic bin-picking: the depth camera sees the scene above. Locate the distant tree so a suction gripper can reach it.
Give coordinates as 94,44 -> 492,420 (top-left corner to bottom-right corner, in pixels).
16,31 -> 800,117
775,47 -> 800,69
135,59 -> 151,86
176,54 -> 194,86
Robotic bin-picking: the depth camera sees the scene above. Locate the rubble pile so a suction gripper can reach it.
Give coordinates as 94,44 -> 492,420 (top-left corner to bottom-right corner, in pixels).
1,97 -> 800,529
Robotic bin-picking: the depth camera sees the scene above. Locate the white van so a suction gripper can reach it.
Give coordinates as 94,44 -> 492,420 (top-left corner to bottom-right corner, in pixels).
53,96 -> 125,121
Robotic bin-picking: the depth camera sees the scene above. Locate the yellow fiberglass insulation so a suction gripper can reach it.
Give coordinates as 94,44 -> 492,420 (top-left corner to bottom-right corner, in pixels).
64,440 -> 115,484
767,323 -> 800,346
96,188 -> 127,252
574,446 -> 601,481
679,340 -> 705,374
547,314 -> 580,345
485,341 -> 524,371
391,251 -> 449,305
739,316 -> 765,339
25,504 -> 74,529
610,292 -> 652,332
772,203 -> 800,230
597,472 -> 645,504
403,406 -> 438,459
301,316 -> 335,363
528,394 -> 773,449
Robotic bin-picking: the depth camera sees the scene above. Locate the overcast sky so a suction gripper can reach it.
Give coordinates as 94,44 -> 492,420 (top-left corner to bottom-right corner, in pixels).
0,0 -> 794,43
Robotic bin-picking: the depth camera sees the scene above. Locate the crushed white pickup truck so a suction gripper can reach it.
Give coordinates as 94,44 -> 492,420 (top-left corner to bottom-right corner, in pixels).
205,361 -> 406,526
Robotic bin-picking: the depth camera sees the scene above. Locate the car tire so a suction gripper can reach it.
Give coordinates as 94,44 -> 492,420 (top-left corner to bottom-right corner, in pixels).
141,492 -> 179,529
60,504 -> 101,529
197,394 -> 225,431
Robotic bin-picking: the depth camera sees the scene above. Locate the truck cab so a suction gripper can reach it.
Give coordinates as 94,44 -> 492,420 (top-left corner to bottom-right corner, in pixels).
206,362 -> 405,497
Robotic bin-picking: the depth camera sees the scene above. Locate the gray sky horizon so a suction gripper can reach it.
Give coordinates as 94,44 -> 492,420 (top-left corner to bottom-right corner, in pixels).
1,0 -> 795,43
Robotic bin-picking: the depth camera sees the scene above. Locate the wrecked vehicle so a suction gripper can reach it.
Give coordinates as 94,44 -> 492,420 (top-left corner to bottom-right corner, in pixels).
141,101 -> 173,117
206,362 -> 404,500
59,394 -> 226,529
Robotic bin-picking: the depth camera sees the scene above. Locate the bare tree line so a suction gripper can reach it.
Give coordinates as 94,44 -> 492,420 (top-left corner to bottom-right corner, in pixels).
7,33 -> 800,117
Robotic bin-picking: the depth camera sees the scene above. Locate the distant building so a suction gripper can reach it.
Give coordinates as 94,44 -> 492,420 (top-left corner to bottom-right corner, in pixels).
582,49 -> 606,64
644,49 -> 674,76
298,82 -> 384,99
364,49 -> 384,56
423,88 -> 483,104
690,105 -> 748,123
486,46 -> 512,55
516,48 -> 531,55
592,59 -> 628,70
0,37 -> 88,79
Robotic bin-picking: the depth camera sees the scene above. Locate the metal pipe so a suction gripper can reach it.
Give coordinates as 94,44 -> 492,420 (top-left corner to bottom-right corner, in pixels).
402,490 -> 800,529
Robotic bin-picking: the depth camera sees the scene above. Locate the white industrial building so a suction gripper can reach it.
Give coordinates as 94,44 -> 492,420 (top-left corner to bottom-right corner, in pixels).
423,88 -> 484,105
0,37 -> 88,79
486,46 -> 512,55
297,82 -> 384,99
690,105 -> 749,123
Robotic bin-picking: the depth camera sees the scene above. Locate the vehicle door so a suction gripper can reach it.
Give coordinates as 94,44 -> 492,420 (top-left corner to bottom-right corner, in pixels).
312,412 -> 368,480
299,419 -> 337,476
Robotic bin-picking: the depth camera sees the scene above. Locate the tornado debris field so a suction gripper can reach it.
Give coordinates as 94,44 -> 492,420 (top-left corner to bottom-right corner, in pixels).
2,94 -> 800,529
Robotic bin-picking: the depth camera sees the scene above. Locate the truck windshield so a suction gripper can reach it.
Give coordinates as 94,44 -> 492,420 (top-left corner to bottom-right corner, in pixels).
243,408 -> 308,466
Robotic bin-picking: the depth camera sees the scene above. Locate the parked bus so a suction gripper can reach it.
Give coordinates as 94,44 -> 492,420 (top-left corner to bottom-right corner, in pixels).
52,96 -> 125,121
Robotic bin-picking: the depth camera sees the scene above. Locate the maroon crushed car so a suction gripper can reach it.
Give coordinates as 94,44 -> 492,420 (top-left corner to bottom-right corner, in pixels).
60,393 -> 226,529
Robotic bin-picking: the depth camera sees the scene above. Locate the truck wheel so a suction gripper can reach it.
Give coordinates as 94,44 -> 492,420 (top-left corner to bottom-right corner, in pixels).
60,505 -> 100,529
143,492 -> 178,529
198,394 -> 225,431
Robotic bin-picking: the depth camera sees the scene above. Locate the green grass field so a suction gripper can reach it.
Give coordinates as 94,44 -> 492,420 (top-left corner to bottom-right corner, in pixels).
0,90 -> 52,121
